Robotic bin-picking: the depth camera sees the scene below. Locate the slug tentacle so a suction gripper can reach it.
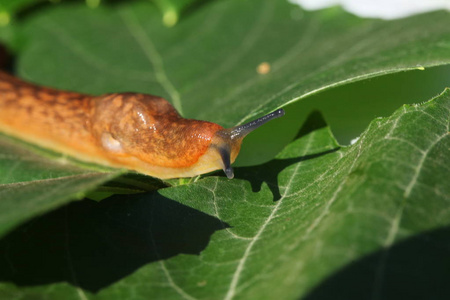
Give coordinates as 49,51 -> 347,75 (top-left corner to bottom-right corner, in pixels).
0,71 -> 285,179
229,109 -> 285,140
211,109 -> 285,179
216,143 -> 234,179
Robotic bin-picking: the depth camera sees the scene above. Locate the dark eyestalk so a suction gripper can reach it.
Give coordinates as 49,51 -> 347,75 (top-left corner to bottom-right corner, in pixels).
216,109 -> 285,179
229,109 -> 285,140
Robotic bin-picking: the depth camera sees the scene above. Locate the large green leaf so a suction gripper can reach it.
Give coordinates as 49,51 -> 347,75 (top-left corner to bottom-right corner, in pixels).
2,0 -> 448,169
9,0 -> 450,127
0,89 -> 448,299
0,0 -> 448,271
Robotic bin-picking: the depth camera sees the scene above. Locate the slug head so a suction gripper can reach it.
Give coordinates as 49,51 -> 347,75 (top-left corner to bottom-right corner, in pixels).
210,109 -> 285,179
91,93 -> 284,179
91,93 -> 223,167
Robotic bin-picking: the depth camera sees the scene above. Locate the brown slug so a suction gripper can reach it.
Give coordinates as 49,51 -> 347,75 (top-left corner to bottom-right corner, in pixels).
0,71 -> 284,179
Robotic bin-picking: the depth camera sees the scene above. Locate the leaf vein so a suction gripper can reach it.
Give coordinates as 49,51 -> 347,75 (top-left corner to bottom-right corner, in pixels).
403,131 -> 448,198
40,18 -> 155,80
223,131 -> 315,300
119,9 -> 183,114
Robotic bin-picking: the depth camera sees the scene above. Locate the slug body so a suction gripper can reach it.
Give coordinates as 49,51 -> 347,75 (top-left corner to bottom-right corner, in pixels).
0,71 -> 284,179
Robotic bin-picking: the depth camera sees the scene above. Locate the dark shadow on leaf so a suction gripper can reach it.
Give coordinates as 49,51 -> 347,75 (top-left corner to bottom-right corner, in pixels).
87,172 -> 168,201
233,149 -> 338,201
304,226 -> 450,300
0,193 -> 229,293
232,110 -> 339,201
0,44 -> 14,72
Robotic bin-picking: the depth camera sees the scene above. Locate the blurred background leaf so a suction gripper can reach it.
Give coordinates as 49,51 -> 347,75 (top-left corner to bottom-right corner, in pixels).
0,0 -> 206,27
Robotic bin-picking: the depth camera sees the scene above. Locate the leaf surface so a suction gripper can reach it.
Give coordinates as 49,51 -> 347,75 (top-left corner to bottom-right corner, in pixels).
0,89 -> 448,299
9,0 -> 450,126
0,1 -> 449,298
0,135 -> 123,237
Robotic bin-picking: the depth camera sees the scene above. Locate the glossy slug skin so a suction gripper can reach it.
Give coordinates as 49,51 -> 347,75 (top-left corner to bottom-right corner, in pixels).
0,71 -> 284,179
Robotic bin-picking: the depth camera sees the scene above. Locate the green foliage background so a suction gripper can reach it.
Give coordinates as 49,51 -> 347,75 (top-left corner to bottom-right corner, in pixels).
0,0 -> 449,299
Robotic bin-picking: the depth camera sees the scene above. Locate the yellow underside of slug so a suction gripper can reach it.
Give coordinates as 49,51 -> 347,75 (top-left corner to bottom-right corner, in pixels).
0,122 -> 226,179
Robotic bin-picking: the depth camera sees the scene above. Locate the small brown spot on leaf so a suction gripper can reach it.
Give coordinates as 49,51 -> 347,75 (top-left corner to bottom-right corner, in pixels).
197,280 -> 207,287
257,62 -> 271,75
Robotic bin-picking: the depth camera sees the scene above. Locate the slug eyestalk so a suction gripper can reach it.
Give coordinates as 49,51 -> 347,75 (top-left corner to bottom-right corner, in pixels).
212,109 -> 285,179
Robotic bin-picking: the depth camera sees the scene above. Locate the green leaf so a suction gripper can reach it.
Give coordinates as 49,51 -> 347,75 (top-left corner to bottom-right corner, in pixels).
8,1 -> 450,127
1,1 -> 450,297
0,0 -> 36,25
152,0 -> 205,27
3,0 -> 448,167
0,134 -> 124,237
0,0 -> 203,28
0,89 -> 448,299
0,0 -> 448,272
